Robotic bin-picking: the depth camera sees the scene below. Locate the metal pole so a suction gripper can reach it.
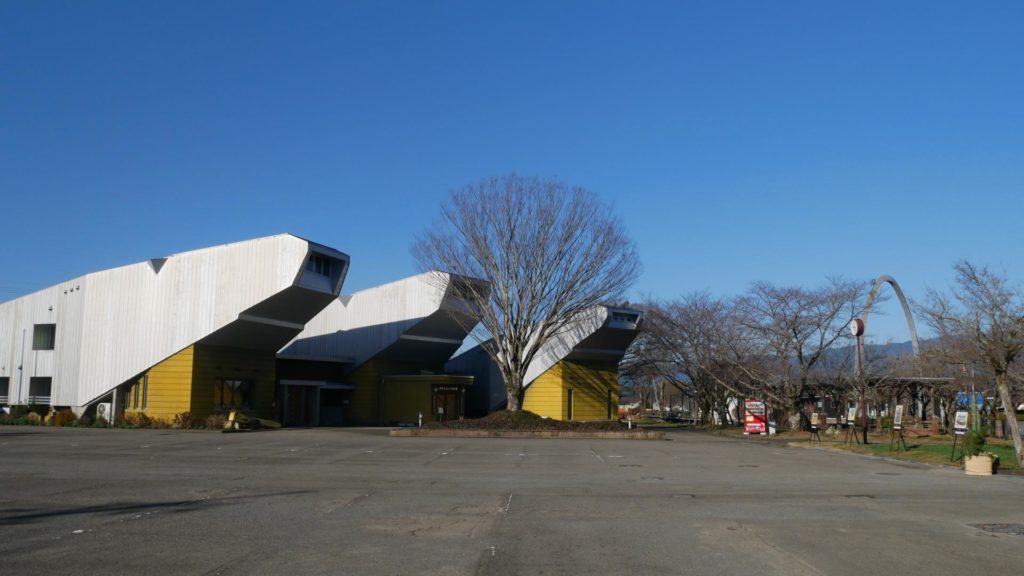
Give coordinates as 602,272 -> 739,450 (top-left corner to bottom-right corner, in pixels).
857,332 -> 869,445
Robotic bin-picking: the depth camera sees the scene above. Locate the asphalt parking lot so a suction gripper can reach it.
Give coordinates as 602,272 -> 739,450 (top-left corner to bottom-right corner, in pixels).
1,426 -> 1021,575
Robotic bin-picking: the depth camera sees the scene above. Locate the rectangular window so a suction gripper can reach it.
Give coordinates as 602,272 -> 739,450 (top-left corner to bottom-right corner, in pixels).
214,379 -> 253,410
607,388 -> 613,420
33,324 -> 56,350
611,312 -> 639,323
133,380 -> 140,409
306,255 -> 331,277
0,377 -> 9,405
142,375 -> 148,409
28,377 -> 52,404
567,388 -> 574,421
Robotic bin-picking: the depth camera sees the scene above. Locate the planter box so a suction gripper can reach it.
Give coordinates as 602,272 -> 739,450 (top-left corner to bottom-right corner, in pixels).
964,454 -> 994,476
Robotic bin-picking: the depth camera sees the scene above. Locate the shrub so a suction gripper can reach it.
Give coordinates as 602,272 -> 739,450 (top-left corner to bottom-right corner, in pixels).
965,428 -> 986,456
93,416 -> 108,428
26,412 -> 42,425
205,413 -> 227,430
9,405 -> 30,419
78,414 -> 94,427
122,412 -> 153,428
149,417 -> 170,429
53,408 -> 78,427
0,416 -> 38,426
173,411 -> 195,429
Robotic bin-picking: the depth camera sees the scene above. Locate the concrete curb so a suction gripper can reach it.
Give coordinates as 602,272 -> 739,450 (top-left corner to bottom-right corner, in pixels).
389,428 -> 666,440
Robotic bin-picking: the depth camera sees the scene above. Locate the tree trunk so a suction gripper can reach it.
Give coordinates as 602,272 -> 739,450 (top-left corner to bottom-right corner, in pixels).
995,374 -> 1023,465
506,387 -> 522,412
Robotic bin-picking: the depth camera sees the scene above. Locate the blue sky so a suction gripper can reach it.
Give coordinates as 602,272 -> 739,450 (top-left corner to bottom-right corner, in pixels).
2,1 -> 1022,343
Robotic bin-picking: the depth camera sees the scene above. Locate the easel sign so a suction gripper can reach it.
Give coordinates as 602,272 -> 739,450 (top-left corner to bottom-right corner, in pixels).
843,405 -> 861,445
890,405 -> 907,452
953,410 -> 968,435
951,410 -> 969,461
809,412 -> 821,443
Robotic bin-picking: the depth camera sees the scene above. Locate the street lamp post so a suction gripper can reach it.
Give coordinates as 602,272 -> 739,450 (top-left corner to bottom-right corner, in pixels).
851,318 -> 868,445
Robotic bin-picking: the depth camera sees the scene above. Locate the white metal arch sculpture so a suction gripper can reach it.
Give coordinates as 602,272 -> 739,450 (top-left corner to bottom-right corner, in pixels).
862,274 -> 921,358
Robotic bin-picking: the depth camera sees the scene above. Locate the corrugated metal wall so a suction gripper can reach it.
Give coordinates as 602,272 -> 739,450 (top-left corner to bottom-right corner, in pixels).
283,272 -> 452,366
0,234 -> 325,407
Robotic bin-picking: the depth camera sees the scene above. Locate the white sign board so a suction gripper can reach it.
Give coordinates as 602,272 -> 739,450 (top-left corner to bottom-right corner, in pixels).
893,405 -> 904,429
953,410 -> 968,435
847,406 -> 858,425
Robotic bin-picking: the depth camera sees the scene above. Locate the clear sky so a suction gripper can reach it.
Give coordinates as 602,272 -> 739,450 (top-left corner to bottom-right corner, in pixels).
2,1 -> 1022,343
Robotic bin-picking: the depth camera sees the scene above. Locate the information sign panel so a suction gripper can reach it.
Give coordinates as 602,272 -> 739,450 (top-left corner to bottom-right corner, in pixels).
893,405 -> 904,430
847,406 -> 858,425
953,410 -> 968,435
810,412 -> 819,429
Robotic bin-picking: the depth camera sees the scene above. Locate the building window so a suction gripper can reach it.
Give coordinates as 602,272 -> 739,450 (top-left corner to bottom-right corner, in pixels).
126,376 -> 149,410
214,379 -> 253,410
33,324 -> 56,350
567,388 -> 574,421
0,377 -> 9,405
607,388 -> 613,420
611,312 -> 639,323
28,377 -> 52,404
306,255 -> 331,277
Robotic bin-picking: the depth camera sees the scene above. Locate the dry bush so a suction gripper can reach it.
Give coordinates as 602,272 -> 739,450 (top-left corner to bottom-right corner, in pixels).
173,411 -> 195,429
53,408 -> 78,427
149,417 -> 170,429
205,413 -> 227,430
123,412 -> 153,428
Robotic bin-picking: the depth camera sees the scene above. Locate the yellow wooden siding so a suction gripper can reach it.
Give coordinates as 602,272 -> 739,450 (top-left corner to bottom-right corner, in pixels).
380,380 -> 433,425
125,346 -> 195,420
561,359 -> 618,421
124,345 -> 277,422
523,363 -> 566,420
191,345 -> 276,420
524,360 -> 619,421
345,358 -> 425,425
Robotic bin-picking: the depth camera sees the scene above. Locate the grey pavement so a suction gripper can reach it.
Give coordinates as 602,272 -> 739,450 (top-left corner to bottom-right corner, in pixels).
0,426 -> 1021,575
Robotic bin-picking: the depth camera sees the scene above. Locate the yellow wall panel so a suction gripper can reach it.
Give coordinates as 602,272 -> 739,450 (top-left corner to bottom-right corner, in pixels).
523,363 -> 565,420
524,359 -> 619,421
125,344 -> 277,423
191,345 -> 276,420
345,357 -> 425,425
126,346 -> 195,420
381,380 -> 433,425
561,359 -> 618,421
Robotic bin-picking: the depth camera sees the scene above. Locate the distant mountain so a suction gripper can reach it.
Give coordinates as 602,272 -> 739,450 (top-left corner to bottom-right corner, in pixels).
824,336 -> 940,365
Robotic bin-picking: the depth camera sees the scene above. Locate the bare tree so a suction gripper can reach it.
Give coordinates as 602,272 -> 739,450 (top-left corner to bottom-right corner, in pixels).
735,278 -> 868,430
918,261 -> 1024,465
412,174 -> 640,411
643,293 -> 769,425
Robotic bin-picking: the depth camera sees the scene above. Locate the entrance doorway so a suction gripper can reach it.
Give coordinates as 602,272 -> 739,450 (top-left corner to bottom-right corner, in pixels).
432,385 -> 463,423
279,380 -> 354,427
282,384 -> 319,427
319,387 -> 350,426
